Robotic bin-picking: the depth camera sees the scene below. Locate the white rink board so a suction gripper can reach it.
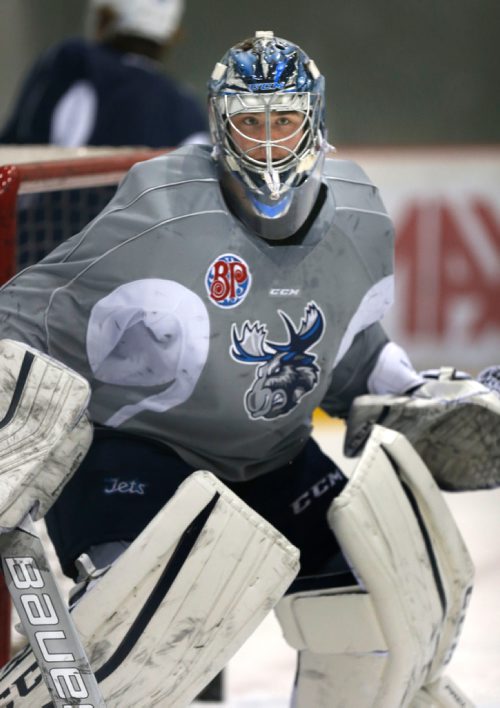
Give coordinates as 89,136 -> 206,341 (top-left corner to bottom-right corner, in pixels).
341,147 -> 500,374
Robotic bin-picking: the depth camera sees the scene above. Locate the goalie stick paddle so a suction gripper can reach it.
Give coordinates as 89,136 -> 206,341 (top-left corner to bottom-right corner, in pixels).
0,513 -> 105,708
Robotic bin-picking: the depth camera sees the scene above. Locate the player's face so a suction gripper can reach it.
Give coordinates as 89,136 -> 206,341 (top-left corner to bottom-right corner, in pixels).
229,111 -> 305,163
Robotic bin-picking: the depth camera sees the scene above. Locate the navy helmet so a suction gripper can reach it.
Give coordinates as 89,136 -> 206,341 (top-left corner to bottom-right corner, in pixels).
208,31 -> 329,241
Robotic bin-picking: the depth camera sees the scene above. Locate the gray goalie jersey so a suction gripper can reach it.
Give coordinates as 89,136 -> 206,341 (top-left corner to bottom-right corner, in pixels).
0,145 -> 394,480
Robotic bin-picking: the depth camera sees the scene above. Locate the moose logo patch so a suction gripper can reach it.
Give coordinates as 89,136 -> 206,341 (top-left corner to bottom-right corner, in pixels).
230,302 -> 325,420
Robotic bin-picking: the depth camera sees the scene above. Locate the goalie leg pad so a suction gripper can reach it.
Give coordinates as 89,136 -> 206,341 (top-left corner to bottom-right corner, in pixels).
276,586 -> 390,708
275,425 -> 474,708
0,339 -> 92,529
0,470 -> 300,707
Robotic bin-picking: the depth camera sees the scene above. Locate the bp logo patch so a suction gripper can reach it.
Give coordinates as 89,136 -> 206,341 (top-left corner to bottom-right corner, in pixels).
206,253 -> 252,308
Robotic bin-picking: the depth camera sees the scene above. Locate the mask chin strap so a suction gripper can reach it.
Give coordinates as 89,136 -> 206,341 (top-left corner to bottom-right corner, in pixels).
263,168 -> 282,200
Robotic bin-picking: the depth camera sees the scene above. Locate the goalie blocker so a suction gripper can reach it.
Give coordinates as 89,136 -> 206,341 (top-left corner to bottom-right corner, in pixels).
0,339 -> 99,704
0,470 -> 300,707
0,338 -> 92,530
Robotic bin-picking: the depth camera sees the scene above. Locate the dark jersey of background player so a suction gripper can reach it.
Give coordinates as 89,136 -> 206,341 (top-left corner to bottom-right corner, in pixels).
0,0 -> 208,148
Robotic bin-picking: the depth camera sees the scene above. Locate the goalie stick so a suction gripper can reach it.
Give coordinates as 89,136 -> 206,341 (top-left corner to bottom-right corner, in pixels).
0,512 -> 105,708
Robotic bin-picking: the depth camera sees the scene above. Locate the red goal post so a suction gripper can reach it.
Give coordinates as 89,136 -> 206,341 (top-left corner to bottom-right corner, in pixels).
0,145 -> 166,667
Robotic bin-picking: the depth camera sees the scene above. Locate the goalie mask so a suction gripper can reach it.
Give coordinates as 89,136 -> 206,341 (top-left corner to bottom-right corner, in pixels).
208,31 -> 328,241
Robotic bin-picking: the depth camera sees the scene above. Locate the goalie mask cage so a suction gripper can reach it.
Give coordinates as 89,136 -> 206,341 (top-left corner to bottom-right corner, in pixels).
0,145 -> 166,667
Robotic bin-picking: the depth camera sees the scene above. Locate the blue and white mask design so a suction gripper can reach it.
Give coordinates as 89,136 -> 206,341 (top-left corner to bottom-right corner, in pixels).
208,31 -> 329,240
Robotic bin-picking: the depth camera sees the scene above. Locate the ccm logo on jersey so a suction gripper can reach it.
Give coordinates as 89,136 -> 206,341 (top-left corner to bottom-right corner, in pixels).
3,556 -> 95,706
206,253 -> 252,308
269,288 -> 300,297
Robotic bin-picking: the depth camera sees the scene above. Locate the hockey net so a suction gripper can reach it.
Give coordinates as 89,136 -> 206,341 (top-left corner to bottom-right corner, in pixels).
0,145 -> 166,667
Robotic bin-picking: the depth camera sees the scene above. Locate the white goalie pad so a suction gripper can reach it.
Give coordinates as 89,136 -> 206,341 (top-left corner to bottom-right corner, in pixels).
0,470 -> 300,707
276,425 -> 474,708
345,366 -> 500,490
0,339 -> 92,530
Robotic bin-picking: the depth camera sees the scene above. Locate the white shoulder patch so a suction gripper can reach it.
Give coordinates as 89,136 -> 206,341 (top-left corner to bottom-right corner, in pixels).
86,279 -> 210,426
50,80 -> 97,147
368,341 -> 424,395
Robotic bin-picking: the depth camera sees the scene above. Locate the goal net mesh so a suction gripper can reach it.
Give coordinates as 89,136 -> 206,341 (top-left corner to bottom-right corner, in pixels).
16,184 -> 116,270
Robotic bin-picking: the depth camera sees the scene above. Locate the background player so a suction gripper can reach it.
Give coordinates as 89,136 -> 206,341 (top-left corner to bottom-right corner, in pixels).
0,0 -> 209,148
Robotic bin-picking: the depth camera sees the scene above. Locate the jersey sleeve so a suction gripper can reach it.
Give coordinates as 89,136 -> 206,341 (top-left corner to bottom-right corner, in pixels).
0,228 -> 90,352
320,322 -> 389,419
